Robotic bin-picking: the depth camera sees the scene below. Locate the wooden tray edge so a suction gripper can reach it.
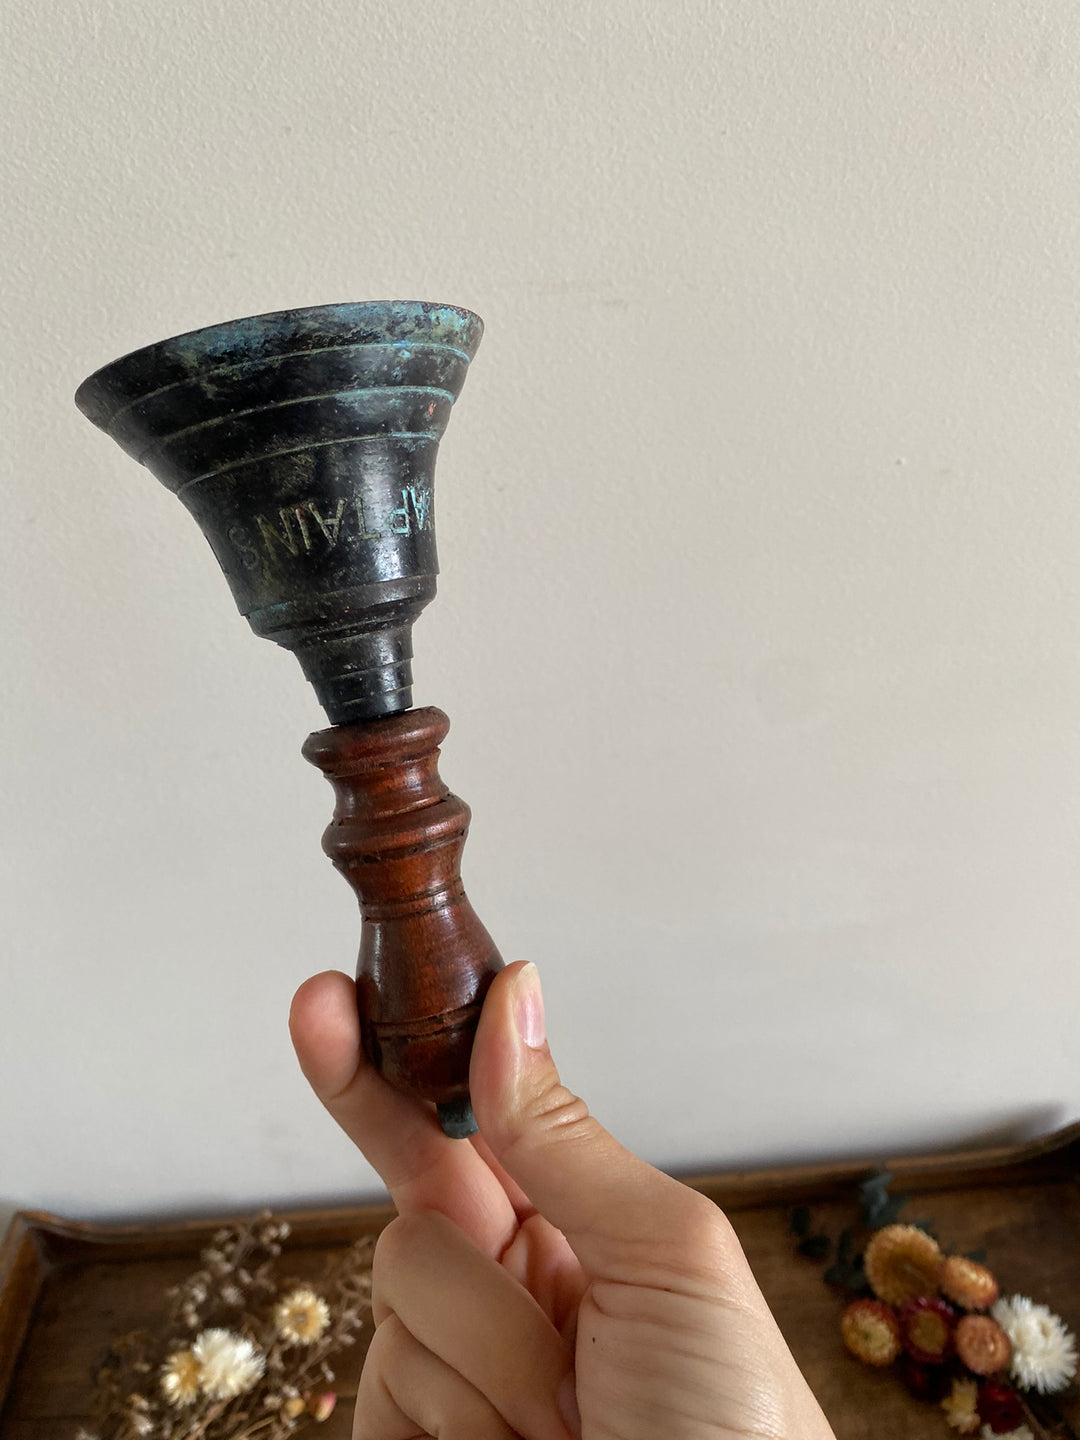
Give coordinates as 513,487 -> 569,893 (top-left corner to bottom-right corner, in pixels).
1,1122 -> 1077,1420
680,1118 -> 1080,1208
0,1215 -> 49,1417
6,1119 -> 1078,1261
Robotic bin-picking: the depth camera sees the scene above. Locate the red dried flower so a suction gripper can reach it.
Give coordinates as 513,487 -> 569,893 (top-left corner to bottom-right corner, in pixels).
897,1352 -> 952,1401
840,1299 -> 901,1366
976,1379 -> 1024,1433
940,1255 -> 999,1312
899,1296 -> 956,1364
956,1314 -> 1011,1376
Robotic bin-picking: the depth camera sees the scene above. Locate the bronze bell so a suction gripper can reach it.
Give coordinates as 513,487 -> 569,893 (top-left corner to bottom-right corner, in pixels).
77,302 -> 504,1137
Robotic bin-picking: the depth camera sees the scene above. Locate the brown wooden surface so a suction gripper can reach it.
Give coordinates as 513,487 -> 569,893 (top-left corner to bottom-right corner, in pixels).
303,707 -> 503,1110
2,1124 -> 1078,1440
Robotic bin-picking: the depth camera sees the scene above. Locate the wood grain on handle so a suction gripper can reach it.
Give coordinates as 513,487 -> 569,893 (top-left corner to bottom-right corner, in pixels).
302,707 -> 504,1113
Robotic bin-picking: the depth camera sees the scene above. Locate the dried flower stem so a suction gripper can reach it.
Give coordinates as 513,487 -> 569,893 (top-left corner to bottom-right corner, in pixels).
225,1418 -> 279,1440
85,1216 -> 373,1440
1018,1392 -> 1079,1440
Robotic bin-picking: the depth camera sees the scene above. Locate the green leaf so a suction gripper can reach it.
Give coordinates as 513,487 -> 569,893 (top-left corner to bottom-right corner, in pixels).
859,1168 -> 893,1194
872,1193 -> 910,1228
797,1234 -> 831,1261
858,1169 -> 903,1227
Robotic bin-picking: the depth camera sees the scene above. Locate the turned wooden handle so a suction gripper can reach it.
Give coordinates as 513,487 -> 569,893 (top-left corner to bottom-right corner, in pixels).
302,707 -> 504,1122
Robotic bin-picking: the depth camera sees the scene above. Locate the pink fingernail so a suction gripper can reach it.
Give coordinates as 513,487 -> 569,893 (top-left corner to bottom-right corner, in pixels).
514,962 -> 546,1050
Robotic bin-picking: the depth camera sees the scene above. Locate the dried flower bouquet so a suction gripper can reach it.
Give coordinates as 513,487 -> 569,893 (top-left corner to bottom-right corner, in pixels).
79,1213 -> 373,1440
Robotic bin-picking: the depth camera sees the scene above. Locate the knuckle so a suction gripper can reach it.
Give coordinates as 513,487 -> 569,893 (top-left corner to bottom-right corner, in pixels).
674,1190 -> 740,1257
640,1188 -> 748,1288
372,1211 -> 456,1311
370,1215 -> 404,1288
521,1078 -> 594,1143
372,1210 -> 433,1274
370,1214 -> 415,1300
364,1308 -> 406,1363
684,1189 -> 738,1247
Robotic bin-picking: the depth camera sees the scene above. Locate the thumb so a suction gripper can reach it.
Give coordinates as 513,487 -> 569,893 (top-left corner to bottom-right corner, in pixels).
470,962 -> 717,1283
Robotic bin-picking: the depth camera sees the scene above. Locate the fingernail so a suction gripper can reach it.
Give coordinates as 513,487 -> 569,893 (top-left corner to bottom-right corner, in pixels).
514,962 -> 546,1050
557,1372 -> 581,1438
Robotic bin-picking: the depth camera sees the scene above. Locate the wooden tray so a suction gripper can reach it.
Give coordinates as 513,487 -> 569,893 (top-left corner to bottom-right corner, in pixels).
3,1124 -> 1078,1440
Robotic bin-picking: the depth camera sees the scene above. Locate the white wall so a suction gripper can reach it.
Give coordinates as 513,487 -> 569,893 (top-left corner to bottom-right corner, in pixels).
3,0 -> 1079,1225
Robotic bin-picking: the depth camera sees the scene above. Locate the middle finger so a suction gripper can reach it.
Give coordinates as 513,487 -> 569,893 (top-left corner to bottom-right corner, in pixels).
372,1211 -> 574,1440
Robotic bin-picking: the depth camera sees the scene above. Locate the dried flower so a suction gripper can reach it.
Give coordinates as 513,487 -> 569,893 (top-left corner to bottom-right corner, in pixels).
839,1298 -> 901,1366
956,1314 -> 1012,1376
85,1217 -> 373,1440
306,1391 -> 337,1421
976,1380 -> 1024,1433
941,1256 -> 999,1312
274,1288 -> 331,1345
941,1377 -> 981,1433
160,1347 -> 200,1406
980,1428 -> 1033,1440
992,1294 -> 1078,1395
898,1296 -> 955,1364
192,1328 -> 265,1400
897,1352 -> 951,1400
864,1224 -> 943,1305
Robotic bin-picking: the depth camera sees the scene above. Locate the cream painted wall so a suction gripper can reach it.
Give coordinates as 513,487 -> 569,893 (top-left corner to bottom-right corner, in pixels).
2,0 -> 1079,1226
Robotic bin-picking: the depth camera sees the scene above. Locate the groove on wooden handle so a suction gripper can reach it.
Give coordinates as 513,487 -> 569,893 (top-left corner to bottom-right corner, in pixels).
302,707 -> 504,1111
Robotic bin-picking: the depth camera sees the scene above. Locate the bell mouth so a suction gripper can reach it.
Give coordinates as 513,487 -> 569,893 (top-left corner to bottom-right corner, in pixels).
75,300 -> 484,436
75,301 -> 484,724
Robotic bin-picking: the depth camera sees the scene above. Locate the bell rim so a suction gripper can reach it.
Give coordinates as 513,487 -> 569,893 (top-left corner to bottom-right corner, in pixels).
75,299 -> 484,431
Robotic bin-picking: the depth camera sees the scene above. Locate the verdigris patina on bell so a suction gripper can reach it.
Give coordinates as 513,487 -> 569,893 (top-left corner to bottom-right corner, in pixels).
77,301 -> 502,1138
75,301 -> 483,723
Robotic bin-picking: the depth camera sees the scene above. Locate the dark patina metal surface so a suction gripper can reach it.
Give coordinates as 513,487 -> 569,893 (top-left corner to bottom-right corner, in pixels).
75,301 -> 483,722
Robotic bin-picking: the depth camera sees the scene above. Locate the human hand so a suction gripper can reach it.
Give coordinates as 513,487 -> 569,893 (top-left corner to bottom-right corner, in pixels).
290,961 -> 836,1440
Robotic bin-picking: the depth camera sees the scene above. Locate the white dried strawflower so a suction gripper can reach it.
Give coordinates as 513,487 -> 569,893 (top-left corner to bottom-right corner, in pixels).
274,1288 -> 331,1345
160,1347 -> 200,1406
192,1328 -> 265,1399
980,1427 -> 1034,1440
992,1294 -> 1078,1394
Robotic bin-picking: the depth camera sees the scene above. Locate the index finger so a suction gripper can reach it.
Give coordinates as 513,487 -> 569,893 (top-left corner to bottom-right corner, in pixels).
290,970 -> 519,1257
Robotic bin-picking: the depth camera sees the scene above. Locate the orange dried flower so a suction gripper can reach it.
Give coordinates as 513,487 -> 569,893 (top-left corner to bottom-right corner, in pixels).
840,1299 -> 902,1366
864,1225 -> 943,1306
940,1255 -> 999,1311
955,1313 -> 1011,1376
